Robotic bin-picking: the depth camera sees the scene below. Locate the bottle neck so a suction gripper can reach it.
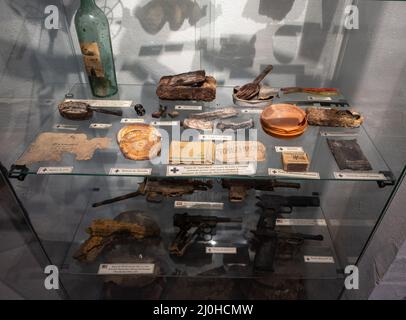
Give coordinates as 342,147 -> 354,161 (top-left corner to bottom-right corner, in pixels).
80,0 -> 97,10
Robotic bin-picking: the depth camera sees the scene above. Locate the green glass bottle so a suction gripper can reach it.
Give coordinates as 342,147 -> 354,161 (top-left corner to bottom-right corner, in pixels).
74,0 -> 118,97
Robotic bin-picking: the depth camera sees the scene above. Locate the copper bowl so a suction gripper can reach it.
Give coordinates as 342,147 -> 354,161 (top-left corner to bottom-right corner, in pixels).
260,103 -> 308,138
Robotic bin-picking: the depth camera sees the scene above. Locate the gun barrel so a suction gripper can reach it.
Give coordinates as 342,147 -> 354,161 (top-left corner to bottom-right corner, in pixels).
298,233 -> 324,241
174,213 -> 242,226
92,191 -> 141,207
271,180 -> 301,189
217,217 -> 243,223
258,195 -> 320,207
253,230 -> 324,242
286,196 -> 320,207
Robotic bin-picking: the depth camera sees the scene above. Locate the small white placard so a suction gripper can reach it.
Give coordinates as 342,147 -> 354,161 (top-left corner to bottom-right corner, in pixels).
65,99 -> 132,108
276,219 -> 327,226
37,167 -> 73,174
53,124 -> 78,131
320,131 -> 358,137
308,96 -> 332,101
174,201 -> 224,210
304,256 -> 335,264
275,146 -> 304,153
109,168 -> 152,176
175,105 -> 203,111
98,263 -> 155,275
333,172 -> 386,181
312,107 -> 333,110
150,121 -> 179,126
121,118 -> 145,124
268,168 -> 320,179
198,134 -> 233,141
241,109 -> 263,114
90,123 -> 112,129
167,164 -> 256,176
206,247 -> 237,254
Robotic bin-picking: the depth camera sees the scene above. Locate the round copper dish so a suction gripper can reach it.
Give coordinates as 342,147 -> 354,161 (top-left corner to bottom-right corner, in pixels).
260,104 -> 308,138
117,124 -> 162,160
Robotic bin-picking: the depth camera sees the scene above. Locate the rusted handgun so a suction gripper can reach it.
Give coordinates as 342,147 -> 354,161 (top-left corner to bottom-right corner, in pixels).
221,179 -> 301,202
169,213 -> 242,256
252,195 -> 323,272
92,178 -> 213,207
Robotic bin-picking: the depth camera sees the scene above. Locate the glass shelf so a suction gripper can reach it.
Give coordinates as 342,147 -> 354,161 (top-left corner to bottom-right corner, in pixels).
59,188 -> 342,280
11,84 -> 392,182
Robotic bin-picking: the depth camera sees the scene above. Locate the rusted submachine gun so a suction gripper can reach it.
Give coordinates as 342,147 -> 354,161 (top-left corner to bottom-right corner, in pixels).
221,179 -> 301,202
92,178 -> 212,207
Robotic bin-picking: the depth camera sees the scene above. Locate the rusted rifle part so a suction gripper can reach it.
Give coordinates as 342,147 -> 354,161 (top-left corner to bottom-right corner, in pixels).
73,212 -> 160,262
92,178 -> 213,207
216,119 -> 254,131
221,179 -> 301,202
189,107 -> 238,120
167,70 -> 206,86
281,87 -> 339,96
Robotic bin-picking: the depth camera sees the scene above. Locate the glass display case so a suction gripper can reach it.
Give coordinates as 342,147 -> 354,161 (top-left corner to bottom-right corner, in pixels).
0,0 -> 405,300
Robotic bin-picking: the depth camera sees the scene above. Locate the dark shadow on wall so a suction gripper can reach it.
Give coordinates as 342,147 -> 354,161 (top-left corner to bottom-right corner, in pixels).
119,7 -> 179,83
257,0 -> 295,21
242,0 -> 297,24
200,35 -> 257,80
0,33 -> 81,97
134,0 -> 207,34
117,0 -> 218,84
1,0 -> 81,100
298,0 -> 340,63
241,0 -> 344,86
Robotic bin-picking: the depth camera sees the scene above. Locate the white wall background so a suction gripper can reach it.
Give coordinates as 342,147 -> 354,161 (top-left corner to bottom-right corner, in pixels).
63,0 -> 349,87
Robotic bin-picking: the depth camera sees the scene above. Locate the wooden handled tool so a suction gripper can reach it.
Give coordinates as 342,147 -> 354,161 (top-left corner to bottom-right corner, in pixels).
235,65 -> 273,100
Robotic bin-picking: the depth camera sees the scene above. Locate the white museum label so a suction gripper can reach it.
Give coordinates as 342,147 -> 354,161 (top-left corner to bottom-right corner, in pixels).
304,256 -> 335,264
320,131 -> 358,137
308,96 -> 332,101
268,168 -> 320,179
241,109 -> 263,114
206,247 -> 237,254
276,219 -> 327,226
109,168 -> 152,176
65,99 -> 132,108
175,105 -> 203,111
90,123 -> 112,129
98,263 -> 155,275
333,172 -> 387,180
53,124 -> 78,131
275,146 -> 304,153
121,118 -> 145,124
167,164 -> 256,176
198,134 -> 233,141
37,167 -> 73,174
150,121 -> 179,126
174,201 -> 224,210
